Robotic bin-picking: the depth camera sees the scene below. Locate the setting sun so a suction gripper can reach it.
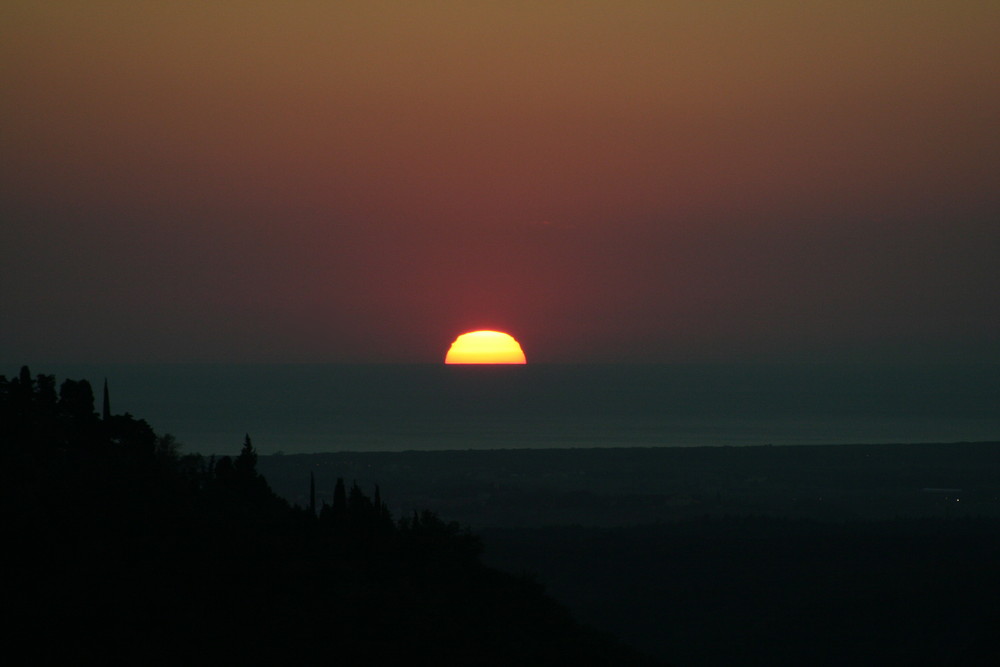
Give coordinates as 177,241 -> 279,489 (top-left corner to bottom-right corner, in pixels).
445,331 -> 527,364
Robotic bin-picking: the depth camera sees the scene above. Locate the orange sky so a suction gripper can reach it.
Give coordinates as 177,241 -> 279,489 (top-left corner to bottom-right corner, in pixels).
2,2 -> 998,362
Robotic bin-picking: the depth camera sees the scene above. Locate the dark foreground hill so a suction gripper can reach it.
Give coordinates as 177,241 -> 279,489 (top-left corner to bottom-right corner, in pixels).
1,367 -> 658,665
259,445 -> 1000,664
483,517 -> 1000,666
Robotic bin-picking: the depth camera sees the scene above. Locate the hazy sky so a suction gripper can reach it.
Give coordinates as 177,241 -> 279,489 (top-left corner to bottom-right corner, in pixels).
3,2 -> 998,363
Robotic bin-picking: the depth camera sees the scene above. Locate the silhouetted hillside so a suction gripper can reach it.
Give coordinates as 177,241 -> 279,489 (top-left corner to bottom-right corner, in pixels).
482,517 -> 1000,666
2,367 -> 659,665
256,446 -> 1000,664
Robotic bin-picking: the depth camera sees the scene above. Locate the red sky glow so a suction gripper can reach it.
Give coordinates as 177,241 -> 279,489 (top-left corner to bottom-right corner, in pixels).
2,2 -> 998,363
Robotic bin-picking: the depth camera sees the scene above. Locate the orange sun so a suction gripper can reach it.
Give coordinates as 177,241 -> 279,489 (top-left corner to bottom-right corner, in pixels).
445,330 -> 527,364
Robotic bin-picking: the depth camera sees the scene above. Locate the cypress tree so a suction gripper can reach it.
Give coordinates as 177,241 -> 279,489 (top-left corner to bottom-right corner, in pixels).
309,471 -> 316,517
235,433 -> 258,476
102,379 -> 111,421
332,477 -> 347,521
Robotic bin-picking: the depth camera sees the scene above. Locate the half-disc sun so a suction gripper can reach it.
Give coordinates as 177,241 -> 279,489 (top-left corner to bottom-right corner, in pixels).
445,330 -> 527,364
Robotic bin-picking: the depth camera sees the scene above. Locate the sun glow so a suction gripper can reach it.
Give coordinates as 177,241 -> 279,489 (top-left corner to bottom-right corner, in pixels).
445,330 -> 527,364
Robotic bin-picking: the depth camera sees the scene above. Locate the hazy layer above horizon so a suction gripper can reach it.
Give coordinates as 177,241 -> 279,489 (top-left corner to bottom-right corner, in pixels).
7,363 -> 996,455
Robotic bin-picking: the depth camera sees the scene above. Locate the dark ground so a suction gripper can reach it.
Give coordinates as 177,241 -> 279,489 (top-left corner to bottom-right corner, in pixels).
260,443 -> 1000,665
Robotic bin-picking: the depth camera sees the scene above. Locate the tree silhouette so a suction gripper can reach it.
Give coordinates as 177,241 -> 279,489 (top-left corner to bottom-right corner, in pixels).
35,374 -> 57,418
235,433 -> 258,477
333,476 -> 347,518
1,366 -> 661,666
310,471 -> 317,516
102,379 -> 111,422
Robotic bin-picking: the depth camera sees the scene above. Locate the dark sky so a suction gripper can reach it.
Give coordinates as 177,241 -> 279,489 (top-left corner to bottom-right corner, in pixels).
2,2 -> 998,363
